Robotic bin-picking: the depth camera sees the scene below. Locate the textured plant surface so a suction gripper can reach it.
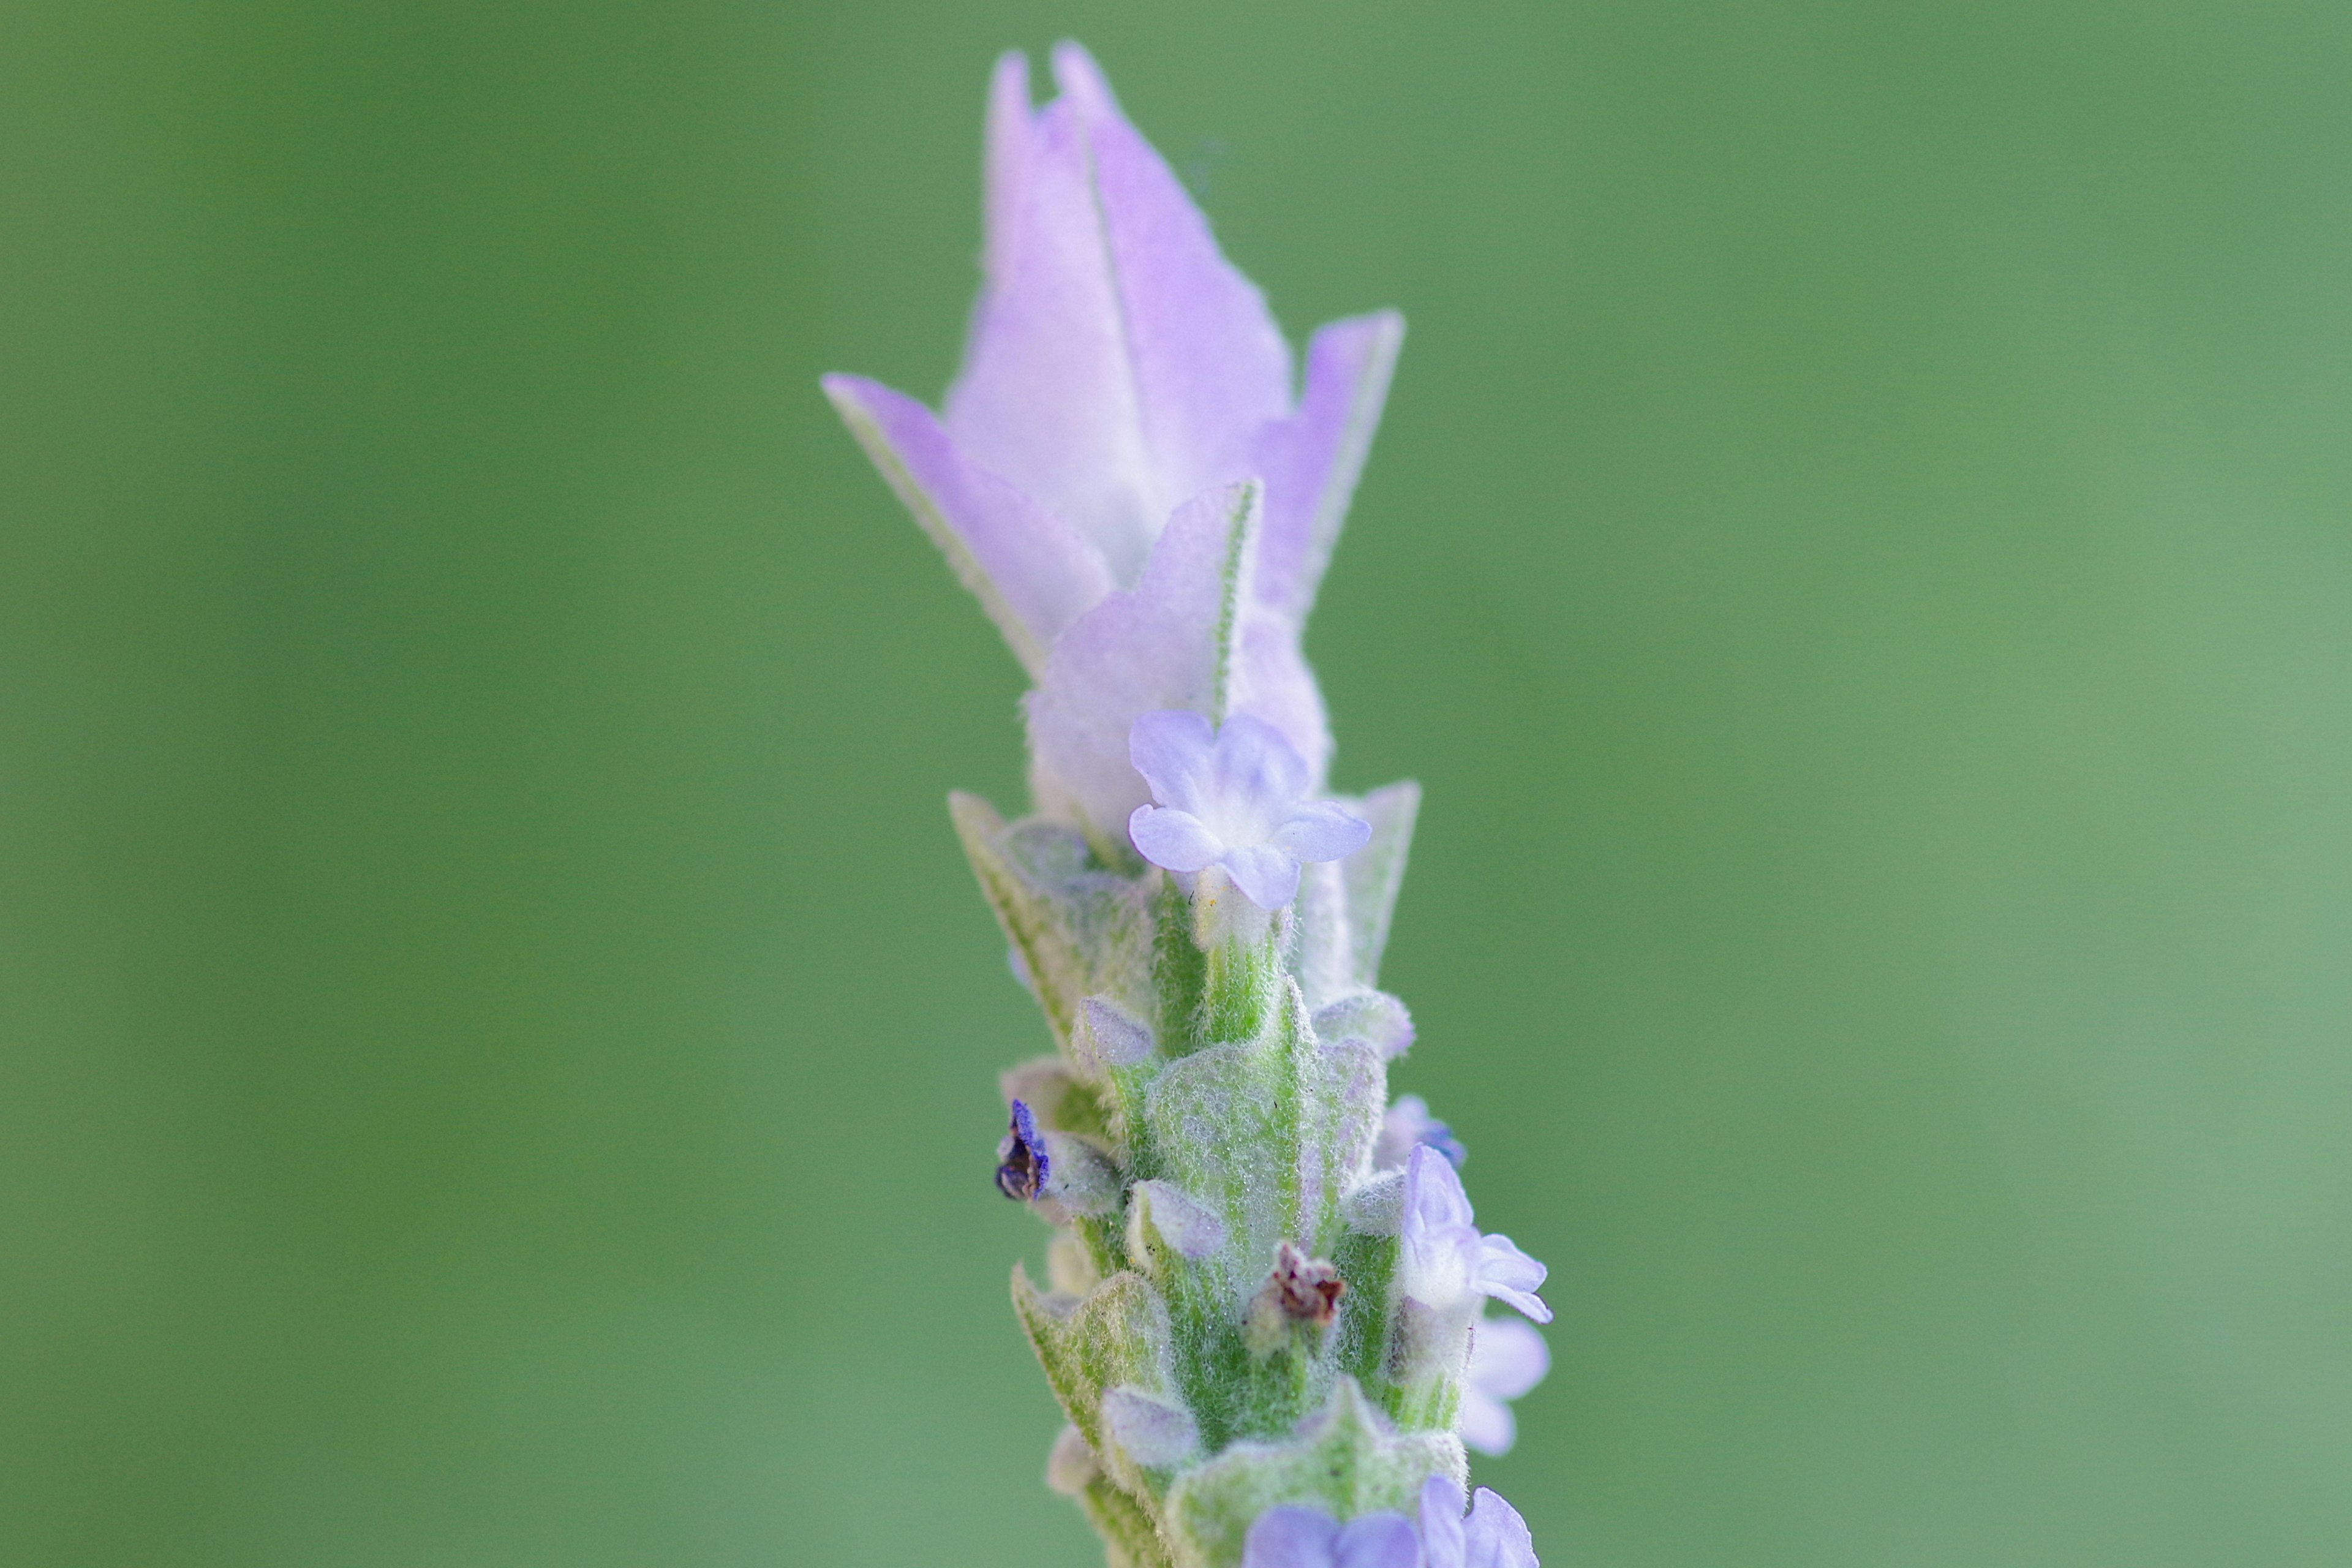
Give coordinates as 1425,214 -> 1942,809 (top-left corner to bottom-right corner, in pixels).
826,43 -> 1548,1568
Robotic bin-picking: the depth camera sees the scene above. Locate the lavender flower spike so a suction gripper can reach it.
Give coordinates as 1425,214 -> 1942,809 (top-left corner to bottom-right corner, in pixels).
827,41 -> 1554,1568
1129,710 -> 1370,910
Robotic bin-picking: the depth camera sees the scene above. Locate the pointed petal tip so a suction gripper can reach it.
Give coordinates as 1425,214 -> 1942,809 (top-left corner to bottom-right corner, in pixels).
989,47 -> 1030,98
819,371 -> 897,424
1049,39 -> 1118,113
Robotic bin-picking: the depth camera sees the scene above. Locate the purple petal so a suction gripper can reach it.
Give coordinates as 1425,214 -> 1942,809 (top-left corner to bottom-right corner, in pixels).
1130,805 -> 1224,874
1252,311 -> 1406,619
1455,1385 -> 1515,1458
1054,42 -> 1294,517
1219,842 -> 1303,911
1272,799 -> 1372,864
1475,1234 -> 1547,1294
1128,708 -> 1216,813
1374,1093 -> 1462,1170
1208,712 -> 1312,824
1462,1488 -> 1538,1568
1401,1144 -> 1483,1302
1405,1143 -> 1477,1237
946,93 -> 1159,579
1419,1476 -> 1466,1568
1230,613 -> 1333,793
1474,1234 -> 1552,1323
1028,482 -> 1261,837
1468,1315 -> 1551,1403
982,52 -> 1033,288
1243,1504 -> 1340,1568
822,375 -> 1114,677
1333,1512 -> 1419,1568
947,45 -> 1294,586
1044,34 -> 1120,113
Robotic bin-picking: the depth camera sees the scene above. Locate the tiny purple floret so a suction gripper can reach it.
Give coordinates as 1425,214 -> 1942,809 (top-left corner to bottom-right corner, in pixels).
995,1099 -> 1049,1201
1400,1144 -> 1553,1324
1375,1093 -> 1466,1172
1126,709 -> 1370,910
1417,1476 -> 1540,1568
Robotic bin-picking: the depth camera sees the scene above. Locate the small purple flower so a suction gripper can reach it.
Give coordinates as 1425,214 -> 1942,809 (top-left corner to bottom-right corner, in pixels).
1399,1145 -> 1552,1324
1126,709 -> 1370,910
1240,1504 -> 1419,1568
1418,1477 -> 1540,1568
1237,1480 -> 1539,1568
1374,1093 -> 1466,1172
995,1099 -> 1049,1201
1459,1315 -> 1551,1457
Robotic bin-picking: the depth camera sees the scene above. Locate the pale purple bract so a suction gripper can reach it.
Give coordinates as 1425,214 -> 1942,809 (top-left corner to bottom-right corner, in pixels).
823,42 -> 1403,843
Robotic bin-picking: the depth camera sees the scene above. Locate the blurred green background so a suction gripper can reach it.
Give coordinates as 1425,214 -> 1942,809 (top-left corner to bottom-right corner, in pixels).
8,1 -> 2351,1563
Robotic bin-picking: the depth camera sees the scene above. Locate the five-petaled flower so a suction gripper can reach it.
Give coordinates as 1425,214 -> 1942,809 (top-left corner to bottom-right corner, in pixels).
1127,709 -> 1370,910
1400,1144 -> 1553,1325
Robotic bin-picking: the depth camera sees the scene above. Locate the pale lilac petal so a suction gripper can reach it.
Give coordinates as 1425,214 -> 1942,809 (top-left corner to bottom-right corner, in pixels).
948,44 -> 1295,585
1028,482 -> 1261,836
822,374 -> 1114,677
1230,612 -> 1333,792
1463,1488 -> 1537,1568
1219,842 -> 1303,911
982,51 -> 1033,288
1333,1511 -> 1419,1568
1405,1143 -> 1477,1238
1129,805 -> 1224,874
1055,42 -> 1294,514
1468,1316 -> 1551,1403
1243,1504 -> 1340,1568
1419,1476 -> 1466,1568
1455,1384 -> 1516,1458
1044,33 -> 1120,114
1271,799 -> 1372,864
1128,708 -> 1216,814
1252,311 -> 1406,619
1400,1144 -> 1481,1305
1474,1232 -> 1553,1324
1208,712 -> 1312,830
947,95 -> 1158,579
